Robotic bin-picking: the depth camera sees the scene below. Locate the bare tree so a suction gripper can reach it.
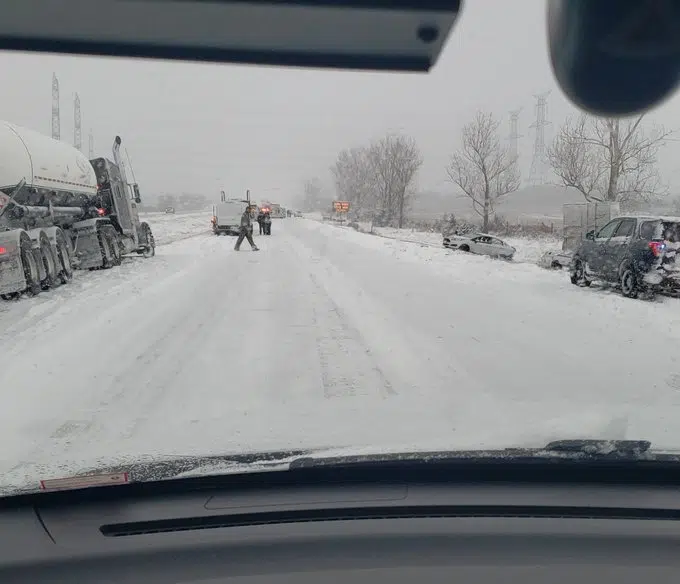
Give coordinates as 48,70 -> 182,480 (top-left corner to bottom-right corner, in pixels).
331,133 -> 422,227
369,134 -> 422,228
548,113 -> 671,208
301,177 -> 325,212
446,111 -> 520,231
330,146 -> 378,218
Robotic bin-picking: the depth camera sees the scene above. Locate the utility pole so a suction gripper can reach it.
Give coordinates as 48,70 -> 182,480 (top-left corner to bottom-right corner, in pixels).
88,129 -> 94,159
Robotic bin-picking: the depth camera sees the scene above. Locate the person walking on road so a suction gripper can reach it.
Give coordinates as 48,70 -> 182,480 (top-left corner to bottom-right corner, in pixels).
256,210 -> 265,235
234,204 -> 259,251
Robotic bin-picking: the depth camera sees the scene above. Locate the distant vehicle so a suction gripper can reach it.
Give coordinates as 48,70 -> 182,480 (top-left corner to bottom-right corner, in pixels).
570,215 -> 680,299
261,202 -> 286,219
164,207 -> 175,214
443,233 -> 515,260
212,199 -> 248,235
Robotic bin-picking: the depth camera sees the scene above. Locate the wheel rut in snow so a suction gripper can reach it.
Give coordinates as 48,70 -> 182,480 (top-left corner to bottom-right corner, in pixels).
307,270 -> 396,399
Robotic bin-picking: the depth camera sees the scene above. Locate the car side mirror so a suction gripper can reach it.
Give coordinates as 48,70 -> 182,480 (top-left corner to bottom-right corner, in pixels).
585,230 -> 595,240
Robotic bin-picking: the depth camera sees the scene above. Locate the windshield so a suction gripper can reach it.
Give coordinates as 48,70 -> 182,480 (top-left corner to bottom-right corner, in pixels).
1,0 -> 680,495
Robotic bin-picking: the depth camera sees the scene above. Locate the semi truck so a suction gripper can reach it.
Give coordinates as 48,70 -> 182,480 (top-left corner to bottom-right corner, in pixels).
212,199 -> 248,235
0,120 -> 155,299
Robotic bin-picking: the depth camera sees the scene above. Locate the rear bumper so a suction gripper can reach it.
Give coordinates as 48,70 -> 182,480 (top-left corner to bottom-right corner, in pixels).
642,265 -> 680,292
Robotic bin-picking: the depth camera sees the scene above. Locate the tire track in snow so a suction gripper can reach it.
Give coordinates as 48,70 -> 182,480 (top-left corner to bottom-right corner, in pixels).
284,223 -> 501,403
307,270 -> 396,399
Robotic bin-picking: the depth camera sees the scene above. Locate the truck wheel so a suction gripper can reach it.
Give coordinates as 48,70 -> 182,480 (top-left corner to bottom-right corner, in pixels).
107,229 -> 122,266
141,223 -> 155,258
97,229 -> 114,269
40,239 -> 58,290
56,236 -> 73,283
20,240 -> 41,296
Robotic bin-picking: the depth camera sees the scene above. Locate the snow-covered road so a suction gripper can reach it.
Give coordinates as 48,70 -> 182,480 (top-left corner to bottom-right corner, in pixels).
2,214 -> 680,491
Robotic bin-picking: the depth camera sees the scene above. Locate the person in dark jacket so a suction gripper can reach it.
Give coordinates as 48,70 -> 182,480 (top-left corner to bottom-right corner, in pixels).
234,205 -> 259,251
263,211 -> 272,235
256,210 -> 265,235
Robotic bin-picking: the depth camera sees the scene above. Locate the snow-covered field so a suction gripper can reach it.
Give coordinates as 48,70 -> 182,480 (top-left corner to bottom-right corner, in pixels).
139,210 -> 212,245
1,213 -> 680,493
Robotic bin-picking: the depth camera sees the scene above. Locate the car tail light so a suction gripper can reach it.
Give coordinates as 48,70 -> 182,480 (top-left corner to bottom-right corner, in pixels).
649,241 -> 666,256
0,246 -> 6,255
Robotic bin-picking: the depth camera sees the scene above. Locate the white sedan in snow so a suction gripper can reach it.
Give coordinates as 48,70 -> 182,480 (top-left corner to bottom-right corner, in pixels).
443,233 -> 516,260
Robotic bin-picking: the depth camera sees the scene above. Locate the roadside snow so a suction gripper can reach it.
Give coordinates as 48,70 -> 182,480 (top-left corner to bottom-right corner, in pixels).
139,210 -> 211,245
359,224 -> 562,265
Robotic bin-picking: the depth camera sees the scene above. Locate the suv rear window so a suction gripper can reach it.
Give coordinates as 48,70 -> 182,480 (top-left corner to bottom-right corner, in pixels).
640,220 -> 680,242
640,220 -> 661,240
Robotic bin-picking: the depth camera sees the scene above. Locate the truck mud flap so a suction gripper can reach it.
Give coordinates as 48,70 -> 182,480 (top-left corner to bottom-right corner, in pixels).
70,220 -> 105,270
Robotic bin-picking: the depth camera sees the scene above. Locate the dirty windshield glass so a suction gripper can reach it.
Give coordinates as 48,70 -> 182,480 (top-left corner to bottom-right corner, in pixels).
1,0 -> 680,495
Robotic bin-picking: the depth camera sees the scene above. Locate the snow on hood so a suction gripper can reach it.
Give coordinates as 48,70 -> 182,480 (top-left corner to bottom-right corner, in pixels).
0,405 -> 638,496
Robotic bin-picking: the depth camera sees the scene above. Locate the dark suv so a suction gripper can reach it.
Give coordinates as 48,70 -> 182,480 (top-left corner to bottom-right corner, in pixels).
570,215 -> 680,298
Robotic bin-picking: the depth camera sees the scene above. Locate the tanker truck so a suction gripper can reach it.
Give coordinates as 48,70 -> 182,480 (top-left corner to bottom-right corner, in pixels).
0,120 -> 155,299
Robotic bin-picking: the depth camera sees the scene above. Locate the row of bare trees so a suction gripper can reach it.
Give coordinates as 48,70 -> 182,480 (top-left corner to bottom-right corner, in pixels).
305,111 -> 670,233
329,134 -> 423,228
445,110 -> 671,231
548,114 -> 670,207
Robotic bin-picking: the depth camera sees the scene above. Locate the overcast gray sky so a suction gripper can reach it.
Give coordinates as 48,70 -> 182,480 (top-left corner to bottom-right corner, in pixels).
0,0 -> 679,207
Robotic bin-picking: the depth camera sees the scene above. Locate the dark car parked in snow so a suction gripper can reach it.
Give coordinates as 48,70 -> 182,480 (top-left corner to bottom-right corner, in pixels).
570,216 -> 680,298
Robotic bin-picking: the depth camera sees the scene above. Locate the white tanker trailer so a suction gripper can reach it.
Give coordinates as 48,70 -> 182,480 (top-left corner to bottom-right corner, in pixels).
0,120 -> 155,299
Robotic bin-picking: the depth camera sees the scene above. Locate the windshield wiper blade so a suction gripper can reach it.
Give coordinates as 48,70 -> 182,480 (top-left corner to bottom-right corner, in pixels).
288,440 -> 658,469
543,439 -> 652,457
73,449 -> 315,484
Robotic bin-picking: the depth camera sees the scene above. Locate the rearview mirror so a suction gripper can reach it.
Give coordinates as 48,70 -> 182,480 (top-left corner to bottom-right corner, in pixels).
0,0 -> 463,72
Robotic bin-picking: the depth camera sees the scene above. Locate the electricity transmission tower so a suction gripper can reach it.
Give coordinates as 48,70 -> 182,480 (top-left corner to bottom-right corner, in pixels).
51,73 -> 60,140
528,91 -> 552,185
508,108 -> 523,164
74,93 -> 82,151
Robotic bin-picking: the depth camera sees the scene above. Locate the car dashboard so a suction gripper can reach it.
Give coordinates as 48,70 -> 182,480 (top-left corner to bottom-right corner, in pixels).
2,458 -> 680,583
